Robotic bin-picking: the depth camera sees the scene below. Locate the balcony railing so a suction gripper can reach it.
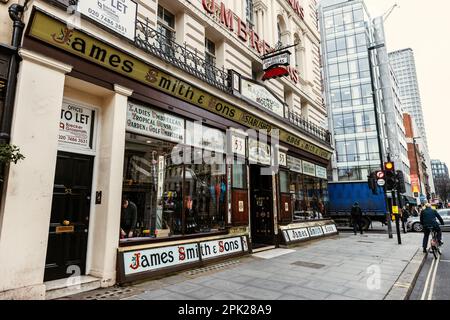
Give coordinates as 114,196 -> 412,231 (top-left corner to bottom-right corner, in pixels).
135,18 -> 231,93
285,109 -> 331,144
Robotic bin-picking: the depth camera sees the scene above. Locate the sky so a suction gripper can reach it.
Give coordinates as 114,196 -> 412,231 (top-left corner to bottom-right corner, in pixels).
364,0 -> 450,167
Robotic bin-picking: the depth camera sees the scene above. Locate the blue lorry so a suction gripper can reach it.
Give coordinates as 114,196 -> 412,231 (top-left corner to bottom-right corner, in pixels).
326,182 -> 388,229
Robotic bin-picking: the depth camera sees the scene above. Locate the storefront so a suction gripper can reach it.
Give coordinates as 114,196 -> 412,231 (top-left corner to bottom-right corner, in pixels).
0,3 -> 334,299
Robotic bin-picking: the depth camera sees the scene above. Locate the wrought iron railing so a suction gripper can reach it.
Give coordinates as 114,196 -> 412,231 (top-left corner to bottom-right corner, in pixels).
285,109 -> 331,144
135,18 -> 231,93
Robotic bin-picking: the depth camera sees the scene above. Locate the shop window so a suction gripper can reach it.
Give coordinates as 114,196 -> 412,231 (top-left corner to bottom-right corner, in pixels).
121,130 -> 228,243
279,171 -> 289,194
290,172 -> 327,221
184,151 -> 227,234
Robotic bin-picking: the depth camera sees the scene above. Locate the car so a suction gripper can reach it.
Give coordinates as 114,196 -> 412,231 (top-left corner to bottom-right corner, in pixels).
406,209 -> 450,232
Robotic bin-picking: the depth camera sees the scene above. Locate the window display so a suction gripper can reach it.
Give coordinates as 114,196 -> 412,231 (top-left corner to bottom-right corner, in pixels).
121,130 -> 228,243
289,171 -> 328,221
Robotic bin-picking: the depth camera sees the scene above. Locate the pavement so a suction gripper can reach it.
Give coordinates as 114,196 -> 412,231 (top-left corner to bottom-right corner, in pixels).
409,232 -> 450,300
62,231 -> 426,300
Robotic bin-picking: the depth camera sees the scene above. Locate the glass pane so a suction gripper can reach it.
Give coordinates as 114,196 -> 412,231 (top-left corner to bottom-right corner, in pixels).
122,134 -> 180,240
233,163 -> 247,189
280,171 -> 289,193
184,151 -> 227,234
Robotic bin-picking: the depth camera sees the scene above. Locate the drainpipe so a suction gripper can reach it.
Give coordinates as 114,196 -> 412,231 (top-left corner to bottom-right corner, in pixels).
0,3 -> 26,145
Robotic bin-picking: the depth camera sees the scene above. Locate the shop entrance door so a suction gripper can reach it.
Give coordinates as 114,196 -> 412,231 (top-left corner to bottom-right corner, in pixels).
44,151 -> 94,282
249,165 -> 274,247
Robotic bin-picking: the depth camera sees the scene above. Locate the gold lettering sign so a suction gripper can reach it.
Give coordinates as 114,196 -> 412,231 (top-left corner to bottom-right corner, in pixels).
28,11 -> 331,160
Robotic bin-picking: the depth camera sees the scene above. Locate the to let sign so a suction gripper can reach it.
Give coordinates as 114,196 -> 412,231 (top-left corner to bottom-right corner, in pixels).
77,0 -> 137,41
59,102 -> 95,151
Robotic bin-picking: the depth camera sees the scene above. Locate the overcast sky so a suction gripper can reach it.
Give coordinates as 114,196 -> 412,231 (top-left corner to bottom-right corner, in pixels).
364,0 -> 450,167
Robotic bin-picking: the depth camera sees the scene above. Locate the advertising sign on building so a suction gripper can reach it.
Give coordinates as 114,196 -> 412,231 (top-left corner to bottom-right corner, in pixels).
287,156 -> 302,173
248,138 -> 271,165
282,224 -> 338,244
59,101 -> 95,151
121,236 -> 248,279
278,151 -> 287,167
124,243 -> 200,275
77,0 -> 137,41
263,51 -> 290,71
241,79 -> 285,117
127,102 -> 185,143
186,121 -> 226,152
231,134 -> 246,157
302,161 -> 316,177
316,166 -> 327,179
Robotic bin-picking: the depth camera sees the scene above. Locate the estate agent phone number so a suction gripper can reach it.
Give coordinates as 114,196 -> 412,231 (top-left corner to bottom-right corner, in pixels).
87,8 -> 128,35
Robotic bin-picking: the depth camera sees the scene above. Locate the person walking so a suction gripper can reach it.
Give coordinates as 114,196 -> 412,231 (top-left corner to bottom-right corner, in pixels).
420,203 -> 444,253
351,202 -> 364,235
401,205 -> 409,233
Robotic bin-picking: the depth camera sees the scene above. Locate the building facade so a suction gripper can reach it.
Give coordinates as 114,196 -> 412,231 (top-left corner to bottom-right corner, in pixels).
0,0 -> 335,299
318,0 -> 411,222
431,159 -> 450,203
389,48 -> 435,197
404,113 -> 432,203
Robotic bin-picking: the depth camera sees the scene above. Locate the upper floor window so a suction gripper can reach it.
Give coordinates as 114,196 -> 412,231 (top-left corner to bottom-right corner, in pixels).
246,0 -> 254,29
158,6 -> 175,38
158,5 -> 176,56
205,38 -> 216,80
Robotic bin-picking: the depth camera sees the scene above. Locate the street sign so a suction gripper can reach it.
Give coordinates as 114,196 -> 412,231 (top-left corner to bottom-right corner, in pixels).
377,179 -> 385,187
376,171 -> 385,179
392,206 -> 399,214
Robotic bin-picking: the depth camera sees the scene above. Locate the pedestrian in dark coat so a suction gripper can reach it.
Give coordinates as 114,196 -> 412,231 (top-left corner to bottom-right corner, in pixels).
351,202 -> 364,235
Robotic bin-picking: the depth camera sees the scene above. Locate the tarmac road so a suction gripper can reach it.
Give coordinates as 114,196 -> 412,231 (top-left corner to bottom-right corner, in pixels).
409,232 -> 450,300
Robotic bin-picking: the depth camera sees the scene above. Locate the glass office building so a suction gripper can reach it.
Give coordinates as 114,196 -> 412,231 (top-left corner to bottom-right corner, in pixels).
319,0 -> 383,182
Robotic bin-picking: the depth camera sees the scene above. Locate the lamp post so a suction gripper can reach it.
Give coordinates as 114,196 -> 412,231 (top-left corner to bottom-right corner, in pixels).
367,43 -> 393,239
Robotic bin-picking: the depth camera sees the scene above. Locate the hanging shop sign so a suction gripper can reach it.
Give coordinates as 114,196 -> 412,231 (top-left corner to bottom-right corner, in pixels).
248,138 -> 271,165
241,79 -> 285,117
76,0 -> 137,41
126,102 -> 185,143
302,160 -> 316,177
263,51 -> 291,71
59,101 -> 95,151
118,235 -> 249,282
287,155 -> 302,173
281,222 -> 338,244
262,50 -> 291,81
27,11 -> 332,160
315,166 -> 327,179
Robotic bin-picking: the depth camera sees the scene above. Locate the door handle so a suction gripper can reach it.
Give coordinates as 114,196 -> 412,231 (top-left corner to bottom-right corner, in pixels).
65,188 -> 73,195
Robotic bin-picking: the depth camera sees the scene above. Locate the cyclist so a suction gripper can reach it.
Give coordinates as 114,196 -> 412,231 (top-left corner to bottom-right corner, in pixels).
420,203 -> 445,253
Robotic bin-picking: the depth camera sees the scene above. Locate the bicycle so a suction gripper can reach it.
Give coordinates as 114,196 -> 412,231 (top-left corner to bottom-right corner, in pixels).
427,227 -> 442,259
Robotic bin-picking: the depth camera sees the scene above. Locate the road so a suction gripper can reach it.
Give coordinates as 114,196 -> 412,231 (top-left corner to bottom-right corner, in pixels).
409,232 -> 450,300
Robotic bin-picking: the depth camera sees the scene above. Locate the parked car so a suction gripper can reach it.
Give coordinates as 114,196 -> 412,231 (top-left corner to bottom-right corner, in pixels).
406,209 -> 450,232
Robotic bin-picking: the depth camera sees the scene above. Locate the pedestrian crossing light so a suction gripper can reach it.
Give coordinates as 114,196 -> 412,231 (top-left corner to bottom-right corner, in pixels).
384,162 -> 396,191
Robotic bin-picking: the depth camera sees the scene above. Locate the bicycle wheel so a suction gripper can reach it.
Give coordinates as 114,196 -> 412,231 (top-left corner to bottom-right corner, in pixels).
431,246 -> 438,259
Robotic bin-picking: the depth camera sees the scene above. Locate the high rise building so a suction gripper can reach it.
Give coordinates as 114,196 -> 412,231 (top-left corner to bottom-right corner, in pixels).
431,160 -> 449,180
318,0 -> 412,222
389,48 -> 435,197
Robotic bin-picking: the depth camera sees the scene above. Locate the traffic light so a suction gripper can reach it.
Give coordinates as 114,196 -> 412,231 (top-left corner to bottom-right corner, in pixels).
396,170 -> 406,194
367,171 -> 378,195
384,161 -> 396,191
